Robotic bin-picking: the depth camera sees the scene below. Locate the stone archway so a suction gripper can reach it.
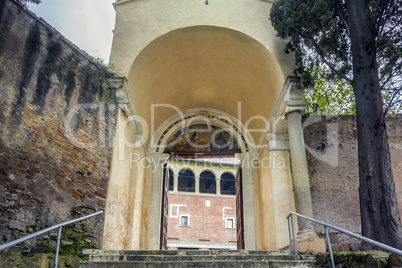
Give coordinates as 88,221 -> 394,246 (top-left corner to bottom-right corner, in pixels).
147,108 -> 257,249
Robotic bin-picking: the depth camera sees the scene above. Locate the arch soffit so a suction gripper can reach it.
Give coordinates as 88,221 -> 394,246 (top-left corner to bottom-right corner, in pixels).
150,108 -> 255,154
112,2 -> 293,79
128,26 -> 285,146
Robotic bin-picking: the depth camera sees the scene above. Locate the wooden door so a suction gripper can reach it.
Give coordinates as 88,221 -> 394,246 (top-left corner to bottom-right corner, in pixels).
235,164 -> 245,249
160,164 -> 169,250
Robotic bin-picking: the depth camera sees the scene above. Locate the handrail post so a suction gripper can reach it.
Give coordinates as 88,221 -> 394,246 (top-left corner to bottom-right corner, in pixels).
0,211 -> 103,256
290,214 -> 296,254
54,226 -> 63,268
286,212 -> 402,258
287,217 -> 293,253
324,226 -> 335,268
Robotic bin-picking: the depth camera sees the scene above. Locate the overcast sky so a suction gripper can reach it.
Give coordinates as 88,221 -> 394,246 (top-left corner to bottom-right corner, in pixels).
28,0 -> 116,63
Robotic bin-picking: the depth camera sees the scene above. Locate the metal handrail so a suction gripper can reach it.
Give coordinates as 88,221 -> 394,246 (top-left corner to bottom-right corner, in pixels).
0,211 -> 103,268
287,211 -> 402,268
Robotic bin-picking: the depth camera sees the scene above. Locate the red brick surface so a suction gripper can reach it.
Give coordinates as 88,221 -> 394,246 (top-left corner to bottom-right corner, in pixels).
167,193 -> 237,247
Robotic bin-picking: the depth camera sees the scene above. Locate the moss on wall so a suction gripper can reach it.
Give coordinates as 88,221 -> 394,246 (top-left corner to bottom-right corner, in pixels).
0,0 -> 116,265
316,251 -> 402,267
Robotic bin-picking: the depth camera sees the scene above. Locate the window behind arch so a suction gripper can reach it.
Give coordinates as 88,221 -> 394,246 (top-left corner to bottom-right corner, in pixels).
168,169 -> 174,191
199,171 -> 216,194
178,169 -> 195,192
221,172 -> 235,195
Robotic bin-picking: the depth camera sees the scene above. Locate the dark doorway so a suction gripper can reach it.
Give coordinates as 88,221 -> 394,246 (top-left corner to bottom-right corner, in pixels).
235,165 -> 244,250
160,164 -> 169,250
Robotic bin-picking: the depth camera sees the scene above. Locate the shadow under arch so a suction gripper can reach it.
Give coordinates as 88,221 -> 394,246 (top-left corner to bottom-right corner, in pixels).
128,25 -> 284,148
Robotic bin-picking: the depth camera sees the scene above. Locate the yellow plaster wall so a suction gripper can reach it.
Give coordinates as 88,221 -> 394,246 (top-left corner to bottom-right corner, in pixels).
141,166 -> 153,249
102,110 -> 150,250
110,0 -> 293,78
270,150 -> 297,249
256,147 -> 277,249
253,165 -> 263,250
127,147 -> 147,249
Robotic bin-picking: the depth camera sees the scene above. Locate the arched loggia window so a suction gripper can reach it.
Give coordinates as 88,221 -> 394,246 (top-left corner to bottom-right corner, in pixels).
199,171 -> 216,194
178,169 -> 195,193
221,172 -> 235,195
168,169 -> 174,191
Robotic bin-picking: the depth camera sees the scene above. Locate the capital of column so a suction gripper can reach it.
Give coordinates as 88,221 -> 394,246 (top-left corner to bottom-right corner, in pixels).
107,76 -> 143,141
283,100 -> 308,116
267,133 -> 289,151
107,77 -> 132,115
146,153 -> 170,168
278,76 -> 308,117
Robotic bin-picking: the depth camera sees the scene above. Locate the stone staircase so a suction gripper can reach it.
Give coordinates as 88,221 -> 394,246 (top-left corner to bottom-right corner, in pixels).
80,250 -> 316,267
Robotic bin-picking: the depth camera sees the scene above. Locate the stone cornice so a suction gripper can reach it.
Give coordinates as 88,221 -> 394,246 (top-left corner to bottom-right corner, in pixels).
278,77 -> 308,116
107,76 -> 143,137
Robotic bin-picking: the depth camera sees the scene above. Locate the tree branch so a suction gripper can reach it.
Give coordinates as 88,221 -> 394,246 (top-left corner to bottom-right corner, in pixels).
320,57 -> 353,84
385,87 -> 402,114
295,29 -> 353,84
336,3 -> 350,35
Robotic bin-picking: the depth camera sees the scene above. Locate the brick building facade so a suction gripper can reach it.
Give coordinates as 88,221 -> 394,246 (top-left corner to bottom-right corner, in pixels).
166,159 -> 238,250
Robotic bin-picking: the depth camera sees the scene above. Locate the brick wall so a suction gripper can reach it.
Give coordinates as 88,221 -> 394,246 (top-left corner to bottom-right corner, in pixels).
0,0 -> 116,254
167,193 -> 237,249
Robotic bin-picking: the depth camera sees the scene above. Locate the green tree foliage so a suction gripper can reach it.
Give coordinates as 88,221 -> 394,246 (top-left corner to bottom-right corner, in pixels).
304,66 -> 401,115
270,0 -> 401,113
270,0 -> 402,249
304,67 -> 355,115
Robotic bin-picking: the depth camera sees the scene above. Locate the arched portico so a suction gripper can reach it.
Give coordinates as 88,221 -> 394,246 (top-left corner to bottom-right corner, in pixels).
103,2 -> 322,251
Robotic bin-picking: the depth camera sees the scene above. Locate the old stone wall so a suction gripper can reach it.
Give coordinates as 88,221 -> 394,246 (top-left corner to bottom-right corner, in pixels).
303,115 -> 402,250
0,0 -> 116,258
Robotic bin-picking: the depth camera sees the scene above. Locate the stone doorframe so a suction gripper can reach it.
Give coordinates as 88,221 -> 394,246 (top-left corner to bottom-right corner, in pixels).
146,108 -> 258,250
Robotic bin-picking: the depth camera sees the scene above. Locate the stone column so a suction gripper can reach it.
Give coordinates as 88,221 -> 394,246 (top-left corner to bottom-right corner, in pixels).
286,105 -> 314,231
275,77 -> 326,252
195,176 -> 200,193
173,175 -> 178,192
216,178 -> 221,195
147,153 -> 169,249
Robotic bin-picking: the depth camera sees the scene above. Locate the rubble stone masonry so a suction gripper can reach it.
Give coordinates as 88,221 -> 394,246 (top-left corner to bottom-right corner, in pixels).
0,0 -> 116,254
303,115 -> 402,250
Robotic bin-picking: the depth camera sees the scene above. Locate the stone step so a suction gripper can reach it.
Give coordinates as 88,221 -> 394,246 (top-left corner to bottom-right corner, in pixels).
88,253 -> 309,262
83,249 -> 295,256
81,259 -> 316,268
81,250 -> 316,267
